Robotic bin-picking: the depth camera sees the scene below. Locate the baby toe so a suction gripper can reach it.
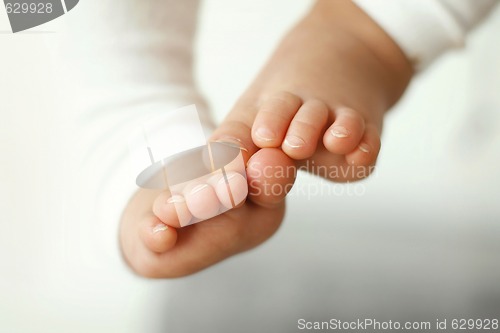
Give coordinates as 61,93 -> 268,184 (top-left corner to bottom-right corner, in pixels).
323,107 -> 365,155
139,215 -> 178,254
345,123 -> 381,173
184,182 -> 221,222
153,192 -> 192,228
282,99 -> 328,160
213,171 -> 248,209
247,148 -> 296,207
252,92 -> 302,148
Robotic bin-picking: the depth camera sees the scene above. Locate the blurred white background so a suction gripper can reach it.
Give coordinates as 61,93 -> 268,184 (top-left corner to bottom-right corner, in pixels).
1,1 -> 500,332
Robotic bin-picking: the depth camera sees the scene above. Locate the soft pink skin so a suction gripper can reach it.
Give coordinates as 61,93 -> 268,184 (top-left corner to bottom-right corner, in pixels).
215,172 -> 248,209
120,0 -> 413,278
184,184 -> 220,221
122,148 -> 295,278
166,172 -> 249,225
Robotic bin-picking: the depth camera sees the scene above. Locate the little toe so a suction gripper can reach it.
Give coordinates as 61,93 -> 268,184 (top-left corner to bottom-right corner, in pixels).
345,123 -> 381,170
139,215 -> 178,254
184,182 -> 222,222
252,92 -> 302,148
282,99 -> 328,159
323,107 -> 365,155
153,192 -> 192,228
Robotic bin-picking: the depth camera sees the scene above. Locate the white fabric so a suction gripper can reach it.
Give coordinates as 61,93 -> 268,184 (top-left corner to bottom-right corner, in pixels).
2,1 -> 211,332
55,0 -> 213,263
353,0 -> 498,70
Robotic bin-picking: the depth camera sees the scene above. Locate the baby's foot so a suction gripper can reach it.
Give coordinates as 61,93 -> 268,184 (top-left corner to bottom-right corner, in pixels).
250,93 -> 381,181
120,148 -> 296,277
210,0 -> 411,182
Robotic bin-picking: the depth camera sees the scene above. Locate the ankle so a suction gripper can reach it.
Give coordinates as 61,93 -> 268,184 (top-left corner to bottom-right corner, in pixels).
308,0 -> 414,109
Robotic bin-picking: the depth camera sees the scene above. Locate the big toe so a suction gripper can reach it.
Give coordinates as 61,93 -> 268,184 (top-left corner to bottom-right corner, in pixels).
246,148 -> 296,207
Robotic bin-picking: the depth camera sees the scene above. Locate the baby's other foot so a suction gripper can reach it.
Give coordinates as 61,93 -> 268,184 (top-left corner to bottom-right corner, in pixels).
120,148 -> 296,278
153,170 -> 248,228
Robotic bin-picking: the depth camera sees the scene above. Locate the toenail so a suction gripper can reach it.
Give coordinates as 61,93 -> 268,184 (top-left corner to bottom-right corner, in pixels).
358,143 -> 370,153
153,223 -> 168,233
189,184 -> 209,195
255,127 -> 275,141
284,135 -> 305,148
167,195 -> 185,204
330,126 -> 350,138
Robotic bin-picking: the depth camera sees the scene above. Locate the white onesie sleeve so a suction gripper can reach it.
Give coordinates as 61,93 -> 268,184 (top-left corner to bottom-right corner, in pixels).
353,0 -> 498,70
54,0 -> 214,262
44,1 -> 215,330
